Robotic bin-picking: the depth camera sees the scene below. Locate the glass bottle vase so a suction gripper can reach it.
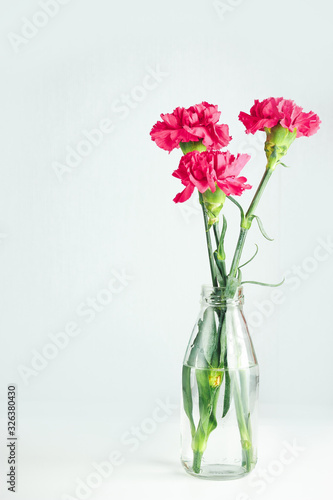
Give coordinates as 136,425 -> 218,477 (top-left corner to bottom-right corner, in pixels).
180,286 -> 259,480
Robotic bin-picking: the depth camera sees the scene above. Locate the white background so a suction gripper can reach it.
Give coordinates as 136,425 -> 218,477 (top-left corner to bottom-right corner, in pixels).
0,0 -> 332,499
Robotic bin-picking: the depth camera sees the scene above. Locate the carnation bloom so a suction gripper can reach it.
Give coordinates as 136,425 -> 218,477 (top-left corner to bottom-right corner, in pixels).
172,151 -> 251,203
239,97 -> 321,138
150,102 -> 232,152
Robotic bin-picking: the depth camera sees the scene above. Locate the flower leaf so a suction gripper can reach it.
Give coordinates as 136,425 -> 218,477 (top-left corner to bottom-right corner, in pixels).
227,196 -> 245,225
225,276 -> 241,297
214,216 -> 227,286
250,215 -> 274,241
222,370 -> 231,418
182,365 -> 196,437
239,244 -> 259,270
199,307 -> 219,367
217,215 -> 227,261
214,252 -> 226,287
241,278 -> 285,287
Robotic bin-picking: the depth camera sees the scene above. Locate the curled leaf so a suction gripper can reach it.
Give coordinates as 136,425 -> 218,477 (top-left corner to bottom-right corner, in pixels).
241,278 -> 285,287
250,215 -> 274,241
227,196 -> 245,225
239,244 -> 259,270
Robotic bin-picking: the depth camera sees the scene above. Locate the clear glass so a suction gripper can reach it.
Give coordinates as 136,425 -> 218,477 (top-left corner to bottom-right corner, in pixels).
180,286 -> 259,480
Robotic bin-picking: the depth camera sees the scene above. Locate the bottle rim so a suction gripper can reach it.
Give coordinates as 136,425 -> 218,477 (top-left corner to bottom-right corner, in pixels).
201,284 -> 244,305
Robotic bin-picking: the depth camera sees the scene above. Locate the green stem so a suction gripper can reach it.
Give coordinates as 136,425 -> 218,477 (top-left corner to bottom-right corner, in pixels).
199,193 -> 217,287
228,227 -> 248,281
192,451 -> 203,473
228,164 -> 276,281
231,372 -> 253,471
243,165 -> 275,229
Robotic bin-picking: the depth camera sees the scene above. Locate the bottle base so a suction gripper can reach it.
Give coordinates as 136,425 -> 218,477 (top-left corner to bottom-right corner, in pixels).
181,460 -> 254,481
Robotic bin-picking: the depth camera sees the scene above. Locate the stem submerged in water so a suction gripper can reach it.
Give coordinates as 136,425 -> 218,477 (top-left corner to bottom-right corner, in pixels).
231,370 -> 254,472
192,451 -> 203,474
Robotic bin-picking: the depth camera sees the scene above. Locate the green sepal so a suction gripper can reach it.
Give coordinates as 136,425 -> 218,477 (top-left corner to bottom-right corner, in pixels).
179,140 -> 206,154
202,187 -> 226,228
264,125 -> 297,166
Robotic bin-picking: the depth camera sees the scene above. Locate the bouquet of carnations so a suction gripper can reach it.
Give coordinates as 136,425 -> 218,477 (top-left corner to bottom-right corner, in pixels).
150,99 -> 320,478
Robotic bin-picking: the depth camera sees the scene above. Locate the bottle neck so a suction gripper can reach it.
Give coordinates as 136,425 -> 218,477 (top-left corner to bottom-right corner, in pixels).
201,285 -> 244,307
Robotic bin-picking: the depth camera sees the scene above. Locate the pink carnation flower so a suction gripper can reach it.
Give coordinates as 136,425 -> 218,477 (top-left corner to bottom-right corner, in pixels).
150,102 -> 232,152
172,151 -> 251,203
239,97 -> 321,138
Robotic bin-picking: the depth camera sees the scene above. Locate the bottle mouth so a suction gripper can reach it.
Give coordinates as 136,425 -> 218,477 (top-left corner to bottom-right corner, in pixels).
201,285 -> 244,306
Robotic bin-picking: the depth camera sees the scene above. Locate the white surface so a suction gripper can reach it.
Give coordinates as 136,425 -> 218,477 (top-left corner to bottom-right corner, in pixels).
0,0 -> 332,498
1,405 -> 332,500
